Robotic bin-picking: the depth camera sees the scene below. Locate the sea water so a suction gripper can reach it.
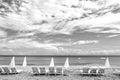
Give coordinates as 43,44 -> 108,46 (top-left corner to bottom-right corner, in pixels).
0,56 -> 120,66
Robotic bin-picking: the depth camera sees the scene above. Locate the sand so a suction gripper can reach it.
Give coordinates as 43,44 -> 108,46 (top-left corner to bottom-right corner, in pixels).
0,72 -> 119,80
0,66 -> 120,80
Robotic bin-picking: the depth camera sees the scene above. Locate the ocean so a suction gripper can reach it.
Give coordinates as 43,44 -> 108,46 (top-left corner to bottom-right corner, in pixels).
0,56 -> 120,66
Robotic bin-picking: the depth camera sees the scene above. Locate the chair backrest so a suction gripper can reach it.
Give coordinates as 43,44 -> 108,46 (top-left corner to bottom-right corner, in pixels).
11,67 -> 18,73
39,67 -> 46,74
32,67 -> 39,74
82,68 -> 89,73
0,67 -> 3,73
98,68 -> 105,74
49,67 -> 55,74
2,67 -> 10,74
90,68 -> 97,74
56,67 -> 63,74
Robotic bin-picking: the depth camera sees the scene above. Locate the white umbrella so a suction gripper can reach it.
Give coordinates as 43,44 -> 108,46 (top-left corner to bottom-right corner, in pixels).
22,56 -> 27,67
64,57 -> 69,68
10,56 -> 15,67
105,57 -> 110,68
49,57 -> 55,67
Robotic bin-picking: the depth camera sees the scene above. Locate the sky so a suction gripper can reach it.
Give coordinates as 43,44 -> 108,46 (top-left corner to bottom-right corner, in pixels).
0,0 -> 120,55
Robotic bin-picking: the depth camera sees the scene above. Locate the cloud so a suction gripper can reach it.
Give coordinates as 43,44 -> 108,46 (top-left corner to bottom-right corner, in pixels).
57,48 -> 120,55
0,29 -> 7,38
16,32 -> 36,37
106,0 -> 120,5
65,13 -> 120,32
73,40 -> 99,45
0,13 -> 41,31
107,34 -> 120,38
42,40 -> 99,48
1,0 -> 120,35
0,38 -> 58,51
54,47 -> 120,55
1,0 -> 120,55
42,0 -> 120,34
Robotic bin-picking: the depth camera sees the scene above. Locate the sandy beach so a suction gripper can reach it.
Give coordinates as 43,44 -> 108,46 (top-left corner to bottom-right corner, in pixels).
0,66 -> 119,80
0,71 -> 119,80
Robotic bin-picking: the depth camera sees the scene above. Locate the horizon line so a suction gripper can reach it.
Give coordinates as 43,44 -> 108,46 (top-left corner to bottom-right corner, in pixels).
0,54 -> 120,57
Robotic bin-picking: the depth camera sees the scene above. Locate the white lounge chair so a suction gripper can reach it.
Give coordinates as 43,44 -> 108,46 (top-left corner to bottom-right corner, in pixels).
2,67 -> 11,75
2,67 -> 22,75
48,67 -> 56,75
39,67 -> 46,75
97,68 -> 105,76
10,67 -> 22,74
56,67 -> 63,75
89,68 -> 98,76
80,67 -> 90,76
32,67 -> 40,75
0,67 -> 4,74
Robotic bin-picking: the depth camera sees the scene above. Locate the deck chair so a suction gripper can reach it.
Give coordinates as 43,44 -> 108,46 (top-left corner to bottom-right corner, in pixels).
10,67 -> 19,74
97,68 -> 105,76
56,67 -> 63,75
113,71 -> 120,76
32,67 -> 40,75
48,67 -> 56,75
39,67 -> 46,75
80,67 -> 90,76
90,68 -> 97,76
0,67 -> 4,74
2,67 -> 11,74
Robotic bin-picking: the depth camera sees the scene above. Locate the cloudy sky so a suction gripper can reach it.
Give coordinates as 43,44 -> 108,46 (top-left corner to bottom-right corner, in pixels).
0,0 -> 120,55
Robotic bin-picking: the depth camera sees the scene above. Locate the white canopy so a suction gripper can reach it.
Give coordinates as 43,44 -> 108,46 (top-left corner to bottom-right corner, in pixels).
22,56 -> 27,67
64,57 -> 70,68
49,57 -> 55,67
10,56 -> 15,67
105,57 -> 110,68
